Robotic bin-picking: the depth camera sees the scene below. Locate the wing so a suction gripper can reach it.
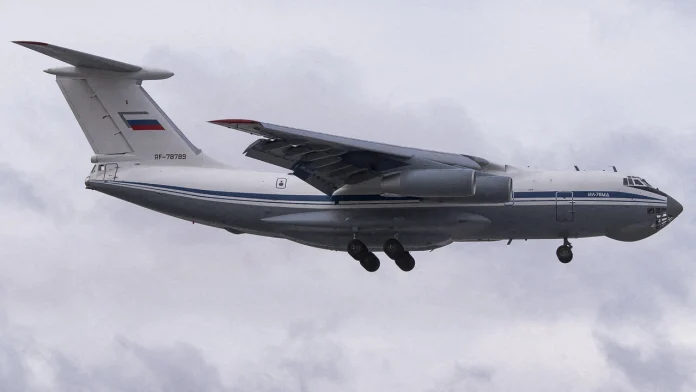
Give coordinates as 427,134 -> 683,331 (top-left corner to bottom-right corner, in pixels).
210,119 -> 489,195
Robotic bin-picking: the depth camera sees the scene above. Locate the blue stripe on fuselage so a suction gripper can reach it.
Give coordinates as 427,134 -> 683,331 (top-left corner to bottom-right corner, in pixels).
514,191 -> 662,201
107,181 -> 664,204
116,180 -> 418,203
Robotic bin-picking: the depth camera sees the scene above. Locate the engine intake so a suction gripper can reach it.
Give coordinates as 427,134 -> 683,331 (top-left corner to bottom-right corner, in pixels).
469,175 -> 513,203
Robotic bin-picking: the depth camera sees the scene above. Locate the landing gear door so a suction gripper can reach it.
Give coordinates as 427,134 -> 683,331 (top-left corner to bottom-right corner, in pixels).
104,163 -> 118,181
555,191 -> 574,222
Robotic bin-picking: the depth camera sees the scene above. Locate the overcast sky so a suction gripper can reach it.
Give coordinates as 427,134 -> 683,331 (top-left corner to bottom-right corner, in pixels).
1,0 -> 695,391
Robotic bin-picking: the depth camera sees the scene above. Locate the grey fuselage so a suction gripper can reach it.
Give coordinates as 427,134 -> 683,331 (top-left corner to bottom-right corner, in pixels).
85,160 -> 681,253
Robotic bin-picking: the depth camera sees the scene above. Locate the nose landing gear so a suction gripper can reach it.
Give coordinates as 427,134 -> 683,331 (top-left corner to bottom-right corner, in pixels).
556,238 -> 573,264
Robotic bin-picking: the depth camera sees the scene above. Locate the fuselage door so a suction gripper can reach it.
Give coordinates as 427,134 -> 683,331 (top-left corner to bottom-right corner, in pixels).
104,163 -> 118,181
555,191 -> 574,222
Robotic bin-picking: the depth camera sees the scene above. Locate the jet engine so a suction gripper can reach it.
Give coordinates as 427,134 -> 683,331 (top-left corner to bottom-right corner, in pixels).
381,169 -> 476,197
380,169 -> 512,202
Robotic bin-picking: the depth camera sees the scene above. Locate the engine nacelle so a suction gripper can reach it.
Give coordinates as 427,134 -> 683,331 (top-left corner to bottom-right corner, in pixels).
468,175 -> 513,203
379,169 -> 513,203
381,169 -> 476,197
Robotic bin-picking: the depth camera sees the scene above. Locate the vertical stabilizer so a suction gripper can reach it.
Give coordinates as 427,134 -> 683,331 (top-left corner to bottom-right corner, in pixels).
15,41 -> 206,165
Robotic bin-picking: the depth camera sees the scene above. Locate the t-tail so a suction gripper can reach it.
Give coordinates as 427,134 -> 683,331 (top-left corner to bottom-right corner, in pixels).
13,41 -> 219,167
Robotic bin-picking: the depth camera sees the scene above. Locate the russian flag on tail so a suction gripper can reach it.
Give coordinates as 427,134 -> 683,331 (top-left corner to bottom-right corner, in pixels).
127,119 -> 165,131
118,111 -> 165,131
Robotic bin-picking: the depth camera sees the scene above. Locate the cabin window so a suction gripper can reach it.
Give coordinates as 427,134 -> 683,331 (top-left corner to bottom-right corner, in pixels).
628,179 -> 635,185
634,179 -> 644,186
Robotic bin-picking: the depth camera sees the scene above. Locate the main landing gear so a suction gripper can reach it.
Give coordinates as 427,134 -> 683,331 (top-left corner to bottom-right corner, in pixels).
347,239 -> 380,272
346,238 -> 415,272
556,238 -> 573,264
383,238 -> 415,272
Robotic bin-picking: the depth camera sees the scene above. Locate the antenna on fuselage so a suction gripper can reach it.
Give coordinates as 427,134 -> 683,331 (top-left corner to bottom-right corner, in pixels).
612,166 -> 618,172
574,165 -> 580,171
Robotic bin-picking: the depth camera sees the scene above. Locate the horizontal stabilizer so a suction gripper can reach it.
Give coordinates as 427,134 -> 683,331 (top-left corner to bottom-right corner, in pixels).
13,41 -> 141,72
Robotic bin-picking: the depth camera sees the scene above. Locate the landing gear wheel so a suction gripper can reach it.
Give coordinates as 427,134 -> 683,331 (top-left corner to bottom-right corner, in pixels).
395,253 -> 416,272
360,252 -> 380,272
383,238 -> 405,260
347,239 -> 368,261
556,245 -> 573,264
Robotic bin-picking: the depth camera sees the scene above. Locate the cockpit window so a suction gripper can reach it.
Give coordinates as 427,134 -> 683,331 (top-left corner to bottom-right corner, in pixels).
623,176 -> 655,189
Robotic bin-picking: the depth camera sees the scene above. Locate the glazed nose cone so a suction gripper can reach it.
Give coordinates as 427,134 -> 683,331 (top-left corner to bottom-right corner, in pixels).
667,195 -> 684,217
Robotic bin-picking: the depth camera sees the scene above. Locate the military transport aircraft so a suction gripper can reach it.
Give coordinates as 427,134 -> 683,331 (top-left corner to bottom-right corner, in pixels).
15,41 -> 683,272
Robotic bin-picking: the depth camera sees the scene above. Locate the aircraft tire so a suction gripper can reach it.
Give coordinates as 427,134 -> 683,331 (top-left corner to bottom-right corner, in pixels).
383,238 -> 405,259
556,245 -> 573,264
395,253 -> 416,272
347,239 -> 369,261
360,253 -> 380,272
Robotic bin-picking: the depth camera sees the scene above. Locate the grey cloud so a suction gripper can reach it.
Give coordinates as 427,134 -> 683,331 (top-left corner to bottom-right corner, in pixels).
234,318 -> 349,392
0,314 -> 350,392
279,320 -> 347,388
0,163 -> 46,212
637,0 -> 696,15
50,339 -> 227,392
0,341 -> 30,392
0,308 -> 227,392
428,363 -> 495,392
456,365 -> 494,383
597,334 -> 696,392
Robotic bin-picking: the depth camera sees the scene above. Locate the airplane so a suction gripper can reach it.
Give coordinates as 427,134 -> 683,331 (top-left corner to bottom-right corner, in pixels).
14,41 -> 684,272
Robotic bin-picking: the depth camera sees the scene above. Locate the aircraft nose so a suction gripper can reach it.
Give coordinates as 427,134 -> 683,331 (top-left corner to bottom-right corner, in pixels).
667,195 -> 684,217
